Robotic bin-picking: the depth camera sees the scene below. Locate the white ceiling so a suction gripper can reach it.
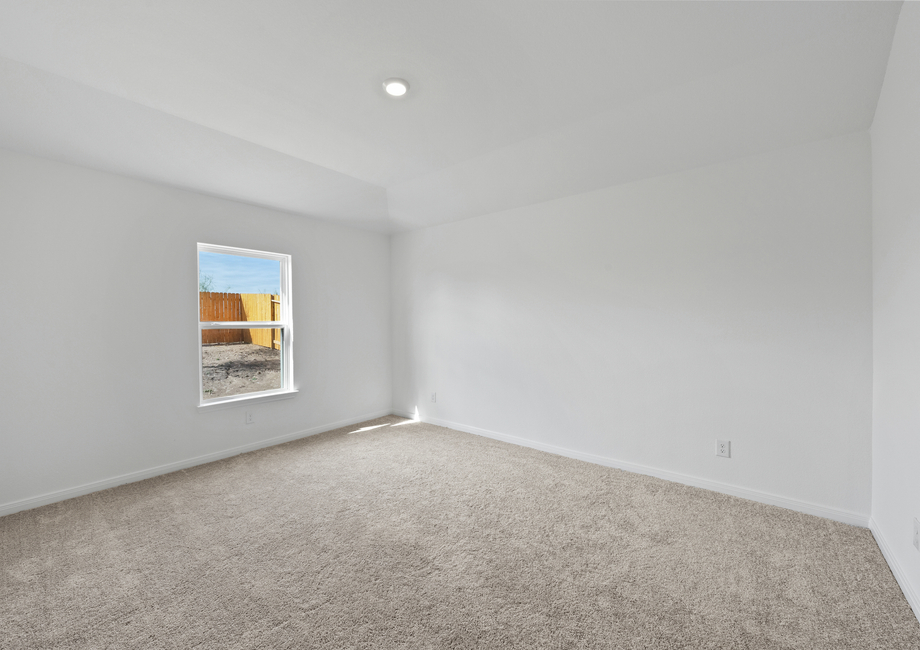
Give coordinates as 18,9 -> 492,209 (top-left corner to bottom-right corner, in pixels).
0,1 -> 902,232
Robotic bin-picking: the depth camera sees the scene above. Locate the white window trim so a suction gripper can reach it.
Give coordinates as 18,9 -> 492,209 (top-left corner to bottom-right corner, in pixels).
197,243 -> 295,408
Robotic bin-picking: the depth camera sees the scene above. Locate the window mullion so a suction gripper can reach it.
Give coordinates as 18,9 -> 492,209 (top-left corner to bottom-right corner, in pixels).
201,321 -> 285,330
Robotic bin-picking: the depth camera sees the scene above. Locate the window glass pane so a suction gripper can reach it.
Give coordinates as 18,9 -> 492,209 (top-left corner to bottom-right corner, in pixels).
201,329 -> 283,400
199,252 -> 281,322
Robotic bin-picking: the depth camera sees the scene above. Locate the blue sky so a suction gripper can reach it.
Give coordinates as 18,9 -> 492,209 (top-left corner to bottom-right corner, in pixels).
199,252 -> 280,294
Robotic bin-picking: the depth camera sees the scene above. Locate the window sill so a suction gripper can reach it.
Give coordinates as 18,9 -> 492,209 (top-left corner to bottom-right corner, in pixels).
198,389 -> 298,411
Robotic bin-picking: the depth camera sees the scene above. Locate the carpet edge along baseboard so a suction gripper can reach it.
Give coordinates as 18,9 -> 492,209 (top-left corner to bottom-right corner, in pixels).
2,410 -> 870,530
0,408 -> 394,518
420,415 -> 870,529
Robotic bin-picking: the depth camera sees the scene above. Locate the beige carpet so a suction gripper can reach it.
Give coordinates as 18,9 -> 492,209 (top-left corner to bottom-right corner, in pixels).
2,416 -> 918,649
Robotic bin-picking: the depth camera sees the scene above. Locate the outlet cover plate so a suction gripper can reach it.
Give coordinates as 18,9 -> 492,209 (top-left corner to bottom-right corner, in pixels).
716,440 -> 731,458
913,518 -> 919,551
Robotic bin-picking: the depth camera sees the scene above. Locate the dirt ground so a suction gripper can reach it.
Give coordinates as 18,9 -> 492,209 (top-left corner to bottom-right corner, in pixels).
202,342 -> 281,400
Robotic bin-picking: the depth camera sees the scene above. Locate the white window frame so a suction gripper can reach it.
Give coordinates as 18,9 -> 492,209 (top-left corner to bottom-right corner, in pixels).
197,243 -> 295,408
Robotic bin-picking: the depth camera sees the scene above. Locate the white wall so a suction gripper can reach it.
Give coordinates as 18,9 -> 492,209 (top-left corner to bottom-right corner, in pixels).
392,132 -> 873,521
870,2 -> 920,620
0,148 -> 392,514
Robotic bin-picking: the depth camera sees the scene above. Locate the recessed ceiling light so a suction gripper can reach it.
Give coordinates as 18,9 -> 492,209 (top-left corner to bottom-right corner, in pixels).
383,78 -> 409,97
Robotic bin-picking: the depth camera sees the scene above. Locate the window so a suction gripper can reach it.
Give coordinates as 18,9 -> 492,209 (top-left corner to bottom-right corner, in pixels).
197,243 -> 294,406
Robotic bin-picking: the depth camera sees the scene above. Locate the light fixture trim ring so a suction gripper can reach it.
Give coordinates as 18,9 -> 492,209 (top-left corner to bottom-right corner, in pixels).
383,77 -> 410,97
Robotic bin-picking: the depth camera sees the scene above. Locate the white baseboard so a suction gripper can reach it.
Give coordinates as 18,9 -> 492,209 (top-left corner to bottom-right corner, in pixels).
870,518 -> 920,625
422,415 -> 870,528
0,409 -> 394,518
1,408 -> 871,529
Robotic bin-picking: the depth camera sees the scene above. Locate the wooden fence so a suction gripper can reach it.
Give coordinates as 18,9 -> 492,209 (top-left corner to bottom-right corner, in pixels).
200,292 -> 280,349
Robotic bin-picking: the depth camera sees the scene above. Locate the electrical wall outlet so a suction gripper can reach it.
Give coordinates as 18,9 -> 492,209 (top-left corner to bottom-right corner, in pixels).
716,440 -> 730,458
245,412 -> 254,425
431,392 -> 437,403
913,518 -> 919,551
